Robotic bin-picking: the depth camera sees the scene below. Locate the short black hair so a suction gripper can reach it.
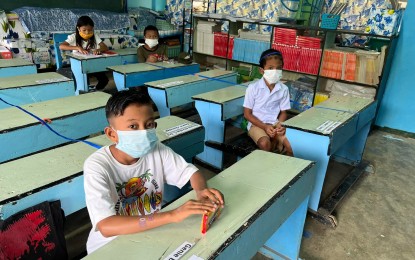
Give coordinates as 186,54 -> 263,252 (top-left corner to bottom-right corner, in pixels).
105,89 -> 153,121
259,49 -> 284,68
144,25 -> 159,38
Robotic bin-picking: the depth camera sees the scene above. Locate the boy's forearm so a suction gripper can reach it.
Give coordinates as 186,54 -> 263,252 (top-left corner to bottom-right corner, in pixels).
278,111 -> 288,122
190,171 -> 208,193
97,211 -> 175,237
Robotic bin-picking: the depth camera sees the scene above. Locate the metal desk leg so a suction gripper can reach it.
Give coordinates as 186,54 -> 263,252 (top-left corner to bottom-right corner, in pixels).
195,100 -> 225,169
70,59 -> 88,95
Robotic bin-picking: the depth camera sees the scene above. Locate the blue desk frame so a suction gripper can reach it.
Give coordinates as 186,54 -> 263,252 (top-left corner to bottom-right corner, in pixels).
0,58 -> 37,78
284,96 -> 377,225
68,48 -> 137,94
109,62 -> 200,91
147,70 -> 237,118
192,85 -> 247,169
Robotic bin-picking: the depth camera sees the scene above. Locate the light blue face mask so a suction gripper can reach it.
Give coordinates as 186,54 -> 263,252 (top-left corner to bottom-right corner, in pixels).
115,128 -> 159,158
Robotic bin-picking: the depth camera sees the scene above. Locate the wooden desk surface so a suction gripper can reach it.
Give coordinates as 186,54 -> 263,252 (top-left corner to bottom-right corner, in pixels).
192,85 -> 247,104
315,95 -> 374,113
0,58 -> 34,68
0,116 -> 202,203
283,107 -> 355,135
85,150 -> 313,260
0,92 -> 110,131
0,72 -> 71,89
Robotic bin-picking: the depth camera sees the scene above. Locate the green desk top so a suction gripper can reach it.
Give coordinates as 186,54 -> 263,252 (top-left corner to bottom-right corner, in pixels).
0,116 -> 201,202
85,150 -> 313,259
145,74 -> 205,89
197,69 -> 236,78
0,58 -> 34,68
192,85 -> 247,104
145,69 -> 235,89
283,107 -> 355,135
0,72 -> 71,89
315,95 -> 374,113
107,63 -> 164,74
112,48 -> 137,55
0,92 -> 110,132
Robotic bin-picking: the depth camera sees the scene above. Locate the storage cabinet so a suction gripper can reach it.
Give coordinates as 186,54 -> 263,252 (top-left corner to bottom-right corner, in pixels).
190,14 -> 398,113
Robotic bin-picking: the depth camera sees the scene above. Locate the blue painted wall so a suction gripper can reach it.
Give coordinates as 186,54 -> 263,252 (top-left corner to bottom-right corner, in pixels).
376,3 -> 415,133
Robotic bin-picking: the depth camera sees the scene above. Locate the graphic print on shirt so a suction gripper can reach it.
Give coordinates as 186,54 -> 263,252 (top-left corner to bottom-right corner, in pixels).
115,169 -> 162,216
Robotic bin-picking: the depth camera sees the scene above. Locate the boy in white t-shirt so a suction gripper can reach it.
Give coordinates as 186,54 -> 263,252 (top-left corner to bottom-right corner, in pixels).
243,49 -> 293,156
59,16 -> 109,90
83,90 -> 224,254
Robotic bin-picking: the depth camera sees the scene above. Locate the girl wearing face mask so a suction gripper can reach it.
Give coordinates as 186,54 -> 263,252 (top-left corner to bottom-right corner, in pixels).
243,49 -> 293,156
60,16 -> 109,90
137,25 -> 168,63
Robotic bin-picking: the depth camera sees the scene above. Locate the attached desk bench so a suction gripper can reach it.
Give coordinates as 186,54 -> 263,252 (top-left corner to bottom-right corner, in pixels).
283,95 -> 376,226
67,48 -> 138,94
107,62 -> 200,91
192,82 -> 251,169
0,92 -> 110,163
146,70 -> 238,118
0,72 -> 74,109
0,116 -> 204,220
0,58 -> 37,78
85,150 -> 317,260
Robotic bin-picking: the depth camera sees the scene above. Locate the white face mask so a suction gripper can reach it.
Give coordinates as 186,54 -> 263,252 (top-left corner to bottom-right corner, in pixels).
114,128 -> 158,158
263,69 -> 283,85
145,38 -> 159,48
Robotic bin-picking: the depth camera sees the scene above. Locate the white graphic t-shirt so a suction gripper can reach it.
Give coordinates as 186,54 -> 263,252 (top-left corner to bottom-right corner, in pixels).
83,142 -> 198,253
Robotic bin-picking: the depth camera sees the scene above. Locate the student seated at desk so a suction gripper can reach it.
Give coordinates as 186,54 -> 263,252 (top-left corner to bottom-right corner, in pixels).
243,49 -> 293,156
137,25 -> 168,63
83,90 -> 224,254
59,16 -> 109,90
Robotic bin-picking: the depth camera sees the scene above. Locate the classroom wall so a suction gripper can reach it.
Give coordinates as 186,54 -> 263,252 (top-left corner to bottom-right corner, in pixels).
127,0 -> 165,11
375,3 -> 415,133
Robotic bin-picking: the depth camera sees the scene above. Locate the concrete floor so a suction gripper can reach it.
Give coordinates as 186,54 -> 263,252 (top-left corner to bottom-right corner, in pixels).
64,73 -> 415,259
298,130 -> 415,260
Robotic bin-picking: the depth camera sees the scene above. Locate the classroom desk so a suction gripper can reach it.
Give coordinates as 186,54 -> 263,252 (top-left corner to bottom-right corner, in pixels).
0,92 -> 110,163
108,62 -> 200,91
0,72 -> 74,109
85,150 -> 317,260
0,58 -> 37,78
283,95 -> 376,225
147,70 -> 238,117
68,48 -> 137,94
0,116 -> 204,220
192,84 -> 248,169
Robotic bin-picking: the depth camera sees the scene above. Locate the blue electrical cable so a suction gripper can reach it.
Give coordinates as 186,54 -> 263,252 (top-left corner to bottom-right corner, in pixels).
0,97 -> 102,149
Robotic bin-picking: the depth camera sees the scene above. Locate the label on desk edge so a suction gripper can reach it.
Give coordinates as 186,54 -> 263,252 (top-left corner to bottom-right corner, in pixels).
316,120 -> 341,134
163,241 -> 194,260
164,123 -> 199,138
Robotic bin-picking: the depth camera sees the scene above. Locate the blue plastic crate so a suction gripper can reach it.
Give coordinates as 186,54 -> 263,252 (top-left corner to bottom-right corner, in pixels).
320,14 -> 340,29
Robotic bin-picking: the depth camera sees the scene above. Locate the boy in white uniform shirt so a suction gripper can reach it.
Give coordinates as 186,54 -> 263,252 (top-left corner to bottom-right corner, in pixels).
243,49 -> 293,156
83,90 -> 224,253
